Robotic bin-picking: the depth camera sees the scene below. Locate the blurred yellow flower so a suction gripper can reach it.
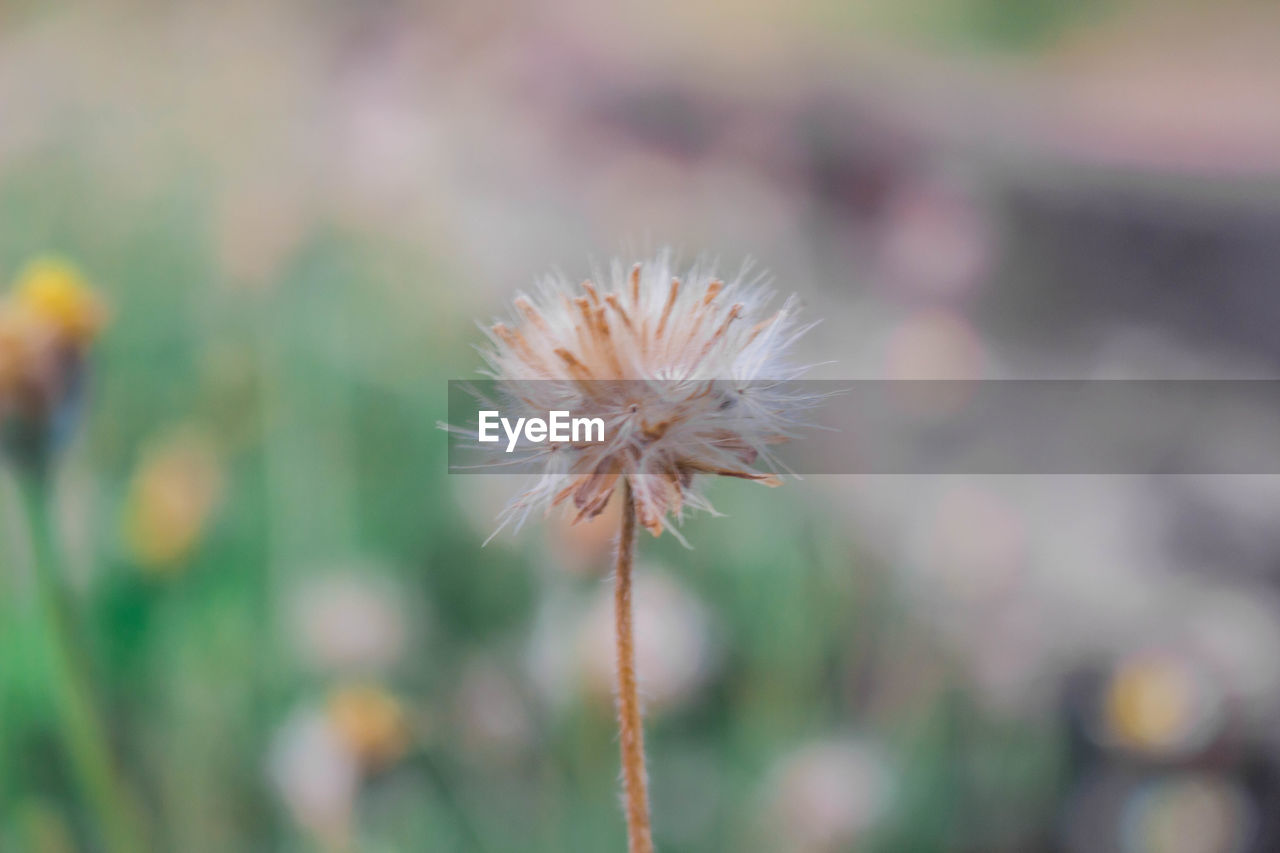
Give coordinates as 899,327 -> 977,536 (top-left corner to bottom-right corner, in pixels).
1102,651 -> 1224,758
124,427 -> 224,572
326,684 -> 412,771
13,257 -> 107,347
0,256 -> 107,469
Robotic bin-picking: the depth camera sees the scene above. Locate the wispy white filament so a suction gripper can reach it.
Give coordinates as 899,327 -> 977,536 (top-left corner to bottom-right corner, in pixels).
463,250 -> 821,542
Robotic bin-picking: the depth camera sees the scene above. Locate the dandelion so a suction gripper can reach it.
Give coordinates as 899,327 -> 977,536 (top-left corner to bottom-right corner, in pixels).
458,251 -> 818,852
476,252 -> 817,543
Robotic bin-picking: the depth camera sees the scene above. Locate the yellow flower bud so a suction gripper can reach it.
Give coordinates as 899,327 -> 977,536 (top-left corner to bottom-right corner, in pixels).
124,427 -> 224,572
13,257 -> 106,346
327,684 -> 412,771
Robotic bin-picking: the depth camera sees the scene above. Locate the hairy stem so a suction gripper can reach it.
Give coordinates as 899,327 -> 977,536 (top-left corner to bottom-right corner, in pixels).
614,480 -> 654,853
19,473 -> 148,853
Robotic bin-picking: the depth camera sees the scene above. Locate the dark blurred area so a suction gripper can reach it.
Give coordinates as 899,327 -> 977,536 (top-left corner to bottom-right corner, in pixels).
1,1 -> 1279,851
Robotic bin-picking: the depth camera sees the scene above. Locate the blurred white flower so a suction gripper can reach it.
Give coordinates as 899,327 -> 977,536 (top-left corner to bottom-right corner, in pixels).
912,481 -> 1027,610
878,174 -> 991,302
879,310 -> 988,382
453,656 -> 534,765
288,570 -> 410,673
763,739 -> 895,853
267,707 -> 359,845
1096,648 -> 1226,760
1184,586 -> 1280,731
577,568 -> 717,713
1118,774 -> 1254,853
904,481 -> 1060,718
526,567 -> 717,716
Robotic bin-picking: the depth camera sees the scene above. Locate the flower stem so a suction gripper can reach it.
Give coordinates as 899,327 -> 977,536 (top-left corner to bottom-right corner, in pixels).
614,480 -> 654,853
18,473 -> 148,853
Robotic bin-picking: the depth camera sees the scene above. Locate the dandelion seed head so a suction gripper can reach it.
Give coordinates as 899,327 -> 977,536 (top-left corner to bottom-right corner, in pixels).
476,251 -> 818,539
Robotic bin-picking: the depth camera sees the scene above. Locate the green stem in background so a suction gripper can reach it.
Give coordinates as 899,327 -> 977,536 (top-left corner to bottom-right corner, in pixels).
17,472 -> 148,853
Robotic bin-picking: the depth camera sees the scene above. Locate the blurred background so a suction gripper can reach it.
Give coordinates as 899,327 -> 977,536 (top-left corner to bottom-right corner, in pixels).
2,0 -> 1280,851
